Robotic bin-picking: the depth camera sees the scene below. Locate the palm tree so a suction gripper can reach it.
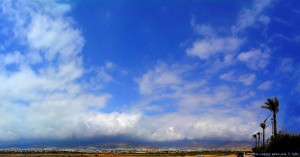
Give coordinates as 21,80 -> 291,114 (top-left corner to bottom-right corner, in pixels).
271,117 -> 274,135
253,134 -> 257,147
260,115 -> 270,146
261,97 -> 279,136
257,132 -> 261,147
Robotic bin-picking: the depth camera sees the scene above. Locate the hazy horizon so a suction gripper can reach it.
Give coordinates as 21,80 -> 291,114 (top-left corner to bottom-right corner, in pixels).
0,0 -> 299,147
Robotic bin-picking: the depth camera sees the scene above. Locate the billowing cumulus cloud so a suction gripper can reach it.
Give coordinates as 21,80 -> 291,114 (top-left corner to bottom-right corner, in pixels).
0,0 -> 137,141
135,113 -> 258,141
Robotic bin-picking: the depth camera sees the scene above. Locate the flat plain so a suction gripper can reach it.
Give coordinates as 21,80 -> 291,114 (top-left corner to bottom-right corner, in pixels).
0,153 -> 255,157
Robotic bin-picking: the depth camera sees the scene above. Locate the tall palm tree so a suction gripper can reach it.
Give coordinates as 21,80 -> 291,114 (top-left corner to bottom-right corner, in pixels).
260,115 -> 270,146
261,97 -> 279,136
271,117 -> 274,135
253,134 -> 257,147
257,132 -> 261,147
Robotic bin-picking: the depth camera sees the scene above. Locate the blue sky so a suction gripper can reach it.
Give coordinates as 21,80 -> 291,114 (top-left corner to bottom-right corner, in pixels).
0,0 -> 300,146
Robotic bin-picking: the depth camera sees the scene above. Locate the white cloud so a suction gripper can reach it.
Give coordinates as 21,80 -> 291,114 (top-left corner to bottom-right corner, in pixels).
2,51 -> 24,65
134,0 -> 277,142
0,0 -> 277,143
77,112 -> 141,138
238,73 -> 256,86
178,86 -> 233,109
186,37 -> 243,60
238,49 -> 270,69
136,62 -> 181,95
0,0 -> 138,141
220,71 -> 235,82
27,14 -> 84,61
190,18 -> 215,37
133,61 -> 262,141
258,15 -> 270,25
258,81 -> 273,90
220,71 -> 257,86
135,112 -> 258,141
232,0 -> 273,32
105,61 -> 116,70
186,0 -> 273,72
278,58 -> 293,73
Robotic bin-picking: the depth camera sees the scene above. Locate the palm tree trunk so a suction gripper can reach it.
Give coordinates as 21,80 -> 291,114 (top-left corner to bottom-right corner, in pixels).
255,137 -> 257,147
273,114 -> 277,136
271,118 -> 274,135
258,134 -> 260,147
263,129 -> 265,146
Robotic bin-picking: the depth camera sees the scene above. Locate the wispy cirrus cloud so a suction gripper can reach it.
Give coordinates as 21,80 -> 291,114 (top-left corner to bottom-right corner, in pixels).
258,81 -> 273,90
219,71 -> 235,82
238,73 -> 256,86
187,18 -> 244,61
186,0 -> 273,72
238,49 -> 270,70
220,71 -> 256,86
232,0 -> 272,32
278,58 -> 294,73
136,62 -> 183,95
186,37 -> 243,60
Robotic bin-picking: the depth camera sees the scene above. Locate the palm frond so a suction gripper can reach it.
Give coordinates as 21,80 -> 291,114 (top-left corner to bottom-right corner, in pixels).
260,123 -> 266,129
263,115 -> 271,123
261,97 -> 279,113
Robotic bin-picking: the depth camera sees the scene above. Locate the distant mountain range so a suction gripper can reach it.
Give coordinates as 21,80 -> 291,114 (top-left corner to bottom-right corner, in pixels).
0,137 -> 253,150
90,140 -> 253,151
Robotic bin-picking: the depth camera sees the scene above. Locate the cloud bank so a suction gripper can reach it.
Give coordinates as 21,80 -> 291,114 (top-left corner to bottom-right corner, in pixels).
0,0 -> 140,141
0,0 -> 293,145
